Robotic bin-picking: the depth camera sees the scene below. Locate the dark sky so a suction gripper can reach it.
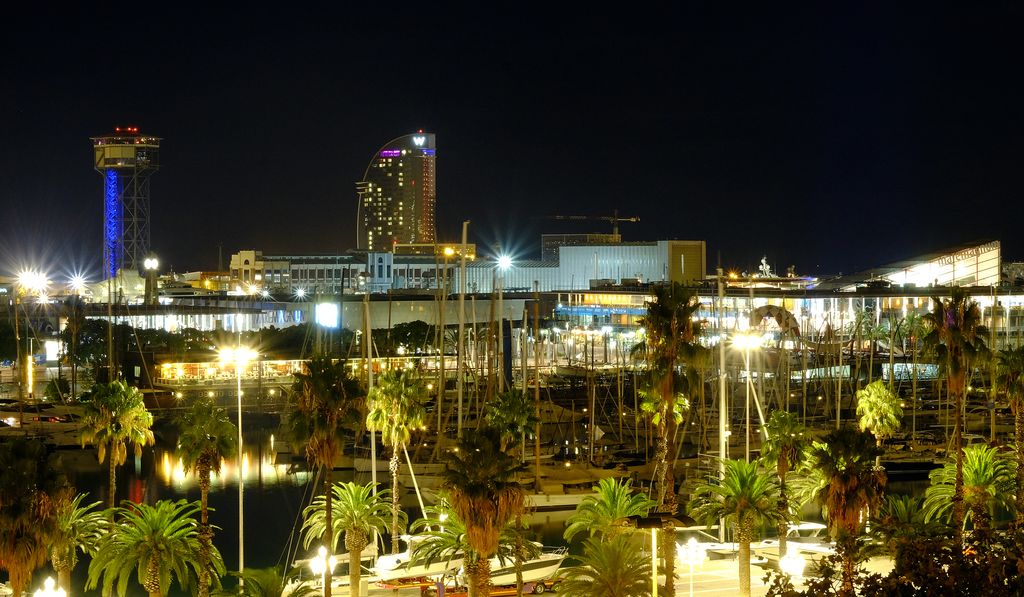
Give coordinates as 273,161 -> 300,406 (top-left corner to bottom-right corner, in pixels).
2,4 -> 1022,279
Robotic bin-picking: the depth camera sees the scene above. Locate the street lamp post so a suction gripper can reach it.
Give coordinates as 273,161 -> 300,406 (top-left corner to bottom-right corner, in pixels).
219,345 -> 257,584
677,538 -> 707,597
33,577 -> 66,597
733,334 -> 763,463
143,255 -> 159,306
496,255 -> 512,392
310,545 -> 338,594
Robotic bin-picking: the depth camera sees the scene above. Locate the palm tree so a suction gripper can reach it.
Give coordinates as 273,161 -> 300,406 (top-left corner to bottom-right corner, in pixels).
855,380 -> 903,468
564,477 -> 656,543
411,502 -> 538,584
50,492 -> 106,594
759,410 -> 809,557
218,565 -> 318,597
904,312 -> 927,445
688,458 -> 781,597
0,438 -> 69,596
996,346 -> 1024,523
555,536 -> 651,597
88,499 -> 225,597
301,482 -> 396,597
485,390 -> 541,597
176,398 -> 238,597
635,283 -> 702,597
366,369 -> 427,555
443,426 -> 526,597
923,444 -> 1014,534
288,355 -> 362,596
806,427 -> 885,597
79,380 -> 155,508
485,391 -> 540,455
635,282 -> 702,512
922,288 -> 988,541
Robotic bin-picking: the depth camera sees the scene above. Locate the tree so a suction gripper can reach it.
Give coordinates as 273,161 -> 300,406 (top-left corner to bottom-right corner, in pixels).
635,282 -> 703,596
563,477 -> 656,543
0,438 -> 70,596
288,355 -> 362,597
484,390 -> 541,597
904,312 -> 927,446
922,288 -> 988,542
555,536 -> 651,597
50,493 -> 106,594
366,369 -> 427,556
855,380 -> 903,468
301,482 -> 397,597
443,426 -> 526,597
88,499 -> 225,597
635,283 -> 702,511
923,444 -> 1014,534
759,410 -> 810,557
806,427 -> 885,597
411,503 -> 538,586
485,391 -> 540,455
79,380 -> 155,508
688,458 -> 781,597
176,398 -> 238,597
219,565 -> 318,597
996,346 -> 1024,524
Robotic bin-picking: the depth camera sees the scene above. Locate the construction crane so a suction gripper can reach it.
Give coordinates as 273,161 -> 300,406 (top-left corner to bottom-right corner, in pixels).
535,209 -> 640,237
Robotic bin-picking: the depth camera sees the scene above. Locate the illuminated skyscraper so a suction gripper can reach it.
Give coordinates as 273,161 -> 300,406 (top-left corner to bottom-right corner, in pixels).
91,127 -> 161,279
356,132 -> 436,251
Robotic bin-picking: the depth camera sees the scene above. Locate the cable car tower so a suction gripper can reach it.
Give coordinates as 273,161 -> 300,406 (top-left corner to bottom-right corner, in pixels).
91,127 -> 161,279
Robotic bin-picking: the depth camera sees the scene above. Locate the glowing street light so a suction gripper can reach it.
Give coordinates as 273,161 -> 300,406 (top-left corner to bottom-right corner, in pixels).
497,254 -> 512,270
780,548 -> 806,581
143,256 -> 160,305
33,577 -> 66,597
218,345 -> 258,582
17,270 -> 49,294
69,274 -> 88,294
677,538 -> 708,597
309,545 -> 337,591
295,287 -> 307,299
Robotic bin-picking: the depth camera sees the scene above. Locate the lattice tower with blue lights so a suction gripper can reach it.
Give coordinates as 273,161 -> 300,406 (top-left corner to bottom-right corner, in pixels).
91,128 -> 161,280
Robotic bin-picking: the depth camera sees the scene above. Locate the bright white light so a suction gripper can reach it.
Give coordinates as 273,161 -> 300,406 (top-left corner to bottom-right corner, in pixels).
17,270 -> 48,294
601,325 -> 613,335
69,275 -> 88,293
310,545 -> 338,577
143,257 -> 159,271
780,549 -> 806,579
677,537 -> 707,567
315,303 -> 340,328
260,290 -> 271,299
295,288 -> 307,299
732,333 -> 762,350
44,340 -> 60,362
497,255 -> 513,270
33,576 -> 65,597
219,347 -> 258,364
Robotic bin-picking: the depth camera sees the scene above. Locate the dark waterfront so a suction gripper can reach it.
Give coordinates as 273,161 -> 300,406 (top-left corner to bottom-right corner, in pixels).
52,421 -> 569,596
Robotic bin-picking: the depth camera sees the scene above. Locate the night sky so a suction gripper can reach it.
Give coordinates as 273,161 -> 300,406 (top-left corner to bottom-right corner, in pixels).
3,4 -> 1022,279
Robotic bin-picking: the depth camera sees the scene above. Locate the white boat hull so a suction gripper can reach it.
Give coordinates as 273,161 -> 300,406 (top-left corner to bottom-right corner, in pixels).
487,552 -> 565,586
